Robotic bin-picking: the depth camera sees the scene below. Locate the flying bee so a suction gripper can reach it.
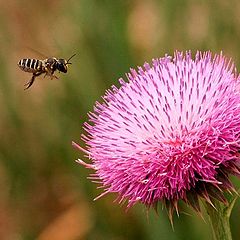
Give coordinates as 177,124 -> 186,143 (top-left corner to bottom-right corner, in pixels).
18,54 -> 76,89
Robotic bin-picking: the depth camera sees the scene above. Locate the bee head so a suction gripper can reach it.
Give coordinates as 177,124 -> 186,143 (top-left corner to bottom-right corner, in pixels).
56,54 -> 76,73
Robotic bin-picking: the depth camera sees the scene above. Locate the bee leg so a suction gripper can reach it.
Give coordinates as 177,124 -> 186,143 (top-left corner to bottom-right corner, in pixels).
50,75 -> 58,80
24,75 -> 36,90
43,72 -> 58,80
50,69 -> 58,80
24,72 -> 42,90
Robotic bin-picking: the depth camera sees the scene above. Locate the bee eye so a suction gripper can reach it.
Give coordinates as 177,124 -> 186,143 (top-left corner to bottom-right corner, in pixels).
57,63 -> 68,73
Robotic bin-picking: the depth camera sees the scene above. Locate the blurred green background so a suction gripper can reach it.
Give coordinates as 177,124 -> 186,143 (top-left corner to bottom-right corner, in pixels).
1,0 -> 240,239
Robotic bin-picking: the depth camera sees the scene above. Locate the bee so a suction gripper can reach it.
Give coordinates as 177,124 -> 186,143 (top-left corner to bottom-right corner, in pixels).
18,54 -> 76,89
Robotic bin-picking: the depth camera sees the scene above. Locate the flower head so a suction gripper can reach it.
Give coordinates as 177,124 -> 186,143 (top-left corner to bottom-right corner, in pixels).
74,51 -> 240,217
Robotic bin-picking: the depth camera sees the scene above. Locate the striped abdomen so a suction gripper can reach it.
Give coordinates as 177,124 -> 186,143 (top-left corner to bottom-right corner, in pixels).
18,59 -> 43,73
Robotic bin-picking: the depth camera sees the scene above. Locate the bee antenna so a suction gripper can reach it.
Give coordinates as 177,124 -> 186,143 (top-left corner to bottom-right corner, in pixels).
67,53 -> 76,64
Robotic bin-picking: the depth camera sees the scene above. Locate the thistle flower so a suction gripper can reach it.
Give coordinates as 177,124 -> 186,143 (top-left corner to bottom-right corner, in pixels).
73,51 -> 240,219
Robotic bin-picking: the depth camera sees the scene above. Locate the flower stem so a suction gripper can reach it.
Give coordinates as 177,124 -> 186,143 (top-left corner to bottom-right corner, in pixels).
204,197 -> 237,240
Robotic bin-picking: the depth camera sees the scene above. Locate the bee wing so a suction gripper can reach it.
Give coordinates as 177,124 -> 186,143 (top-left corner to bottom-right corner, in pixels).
26,47 -> 49,59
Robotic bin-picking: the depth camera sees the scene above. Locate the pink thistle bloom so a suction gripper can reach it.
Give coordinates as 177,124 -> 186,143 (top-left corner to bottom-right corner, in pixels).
73,51 -> 240,217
